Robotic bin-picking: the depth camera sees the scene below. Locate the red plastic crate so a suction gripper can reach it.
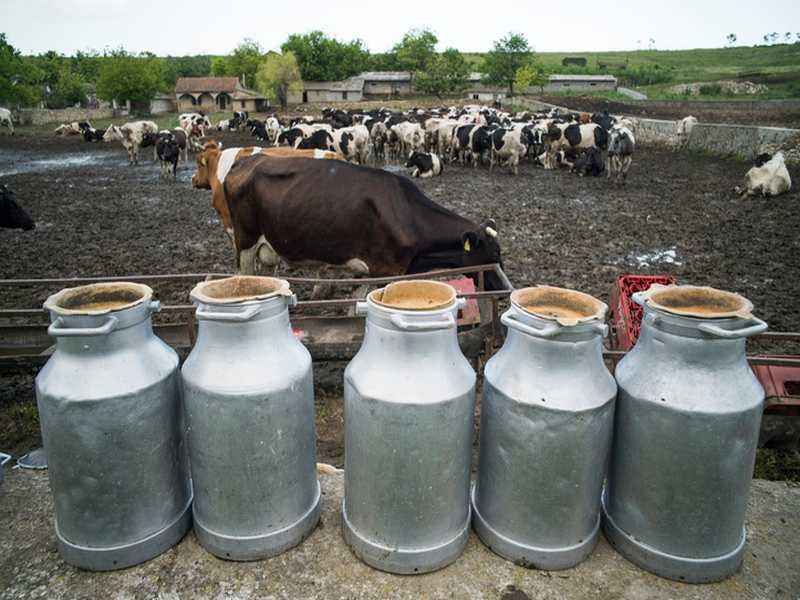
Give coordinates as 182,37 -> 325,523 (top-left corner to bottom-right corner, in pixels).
609,274 -> 676,351
751,360 -> 800,417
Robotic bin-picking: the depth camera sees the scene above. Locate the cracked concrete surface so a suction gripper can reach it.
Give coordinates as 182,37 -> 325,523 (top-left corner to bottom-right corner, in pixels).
1,469 -> 798,599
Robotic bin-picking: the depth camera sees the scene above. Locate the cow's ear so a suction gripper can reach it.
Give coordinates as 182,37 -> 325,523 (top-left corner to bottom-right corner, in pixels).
462,231 -> 478,253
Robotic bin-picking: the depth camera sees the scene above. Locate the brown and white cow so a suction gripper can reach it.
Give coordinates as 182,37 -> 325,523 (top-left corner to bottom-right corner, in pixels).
103,120 -> 159,165
191,142 -> 342,240
222,154 -> 505,290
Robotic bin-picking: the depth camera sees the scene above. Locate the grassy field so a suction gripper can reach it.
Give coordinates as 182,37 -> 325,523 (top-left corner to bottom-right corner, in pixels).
466,43 -> 800,100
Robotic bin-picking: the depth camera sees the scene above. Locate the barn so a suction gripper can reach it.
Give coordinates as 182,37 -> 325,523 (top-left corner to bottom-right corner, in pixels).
360,72 -> 413,98
543,74 -> 618,92
295,77 -> 365,103
174,77 -> 268,113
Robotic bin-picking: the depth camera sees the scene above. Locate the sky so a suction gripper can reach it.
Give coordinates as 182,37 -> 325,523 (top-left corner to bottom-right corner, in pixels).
5,0 -> 800,56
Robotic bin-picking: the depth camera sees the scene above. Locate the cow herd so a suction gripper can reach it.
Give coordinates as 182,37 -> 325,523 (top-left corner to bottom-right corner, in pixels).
239,105 -> 638,182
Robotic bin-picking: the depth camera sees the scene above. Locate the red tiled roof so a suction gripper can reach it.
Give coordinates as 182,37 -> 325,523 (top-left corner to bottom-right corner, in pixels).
175,77 -> 240,93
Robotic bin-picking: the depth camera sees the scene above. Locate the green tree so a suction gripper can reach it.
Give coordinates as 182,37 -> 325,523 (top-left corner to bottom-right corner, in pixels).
393,29 -> 438,80
0,34 -> 43,107
255,51 -> 302,109
211,39 -> 264,88
71,50 -> 102,82
162,55 -> 212,85
48,67 -> 87,108
96,49 -> 164,109
281,31 -> 369,81
415,48 -> 470,98
514,58 -> 549,93
481,33 -> 532,95
368,52 -> 400,71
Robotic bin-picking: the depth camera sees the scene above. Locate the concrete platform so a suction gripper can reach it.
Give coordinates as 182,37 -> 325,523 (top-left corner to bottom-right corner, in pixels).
1,469 -> 798,600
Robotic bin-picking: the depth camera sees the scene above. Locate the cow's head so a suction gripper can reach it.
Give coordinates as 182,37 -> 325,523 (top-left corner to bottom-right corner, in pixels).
461,219 -> 503,290
103,125 -> 122,142
405,152 -> 420,168
192,141 -> 221,190
0,185 -> 35,231
755,153 -> 772,168
141,132 -> 159,147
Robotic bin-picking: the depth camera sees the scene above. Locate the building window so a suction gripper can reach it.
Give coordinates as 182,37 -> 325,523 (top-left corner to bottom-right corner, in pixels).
342,92 -> 347,100
473,94 -> 479,100
590,83 -> 596,87
241,101 -> 246,108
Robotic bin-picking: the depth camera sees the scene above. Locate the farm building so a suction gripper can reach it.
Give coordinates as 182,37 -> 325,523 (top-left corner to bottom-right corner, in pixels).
542,74 -> 617,92
150,93 -> 177,115
174,77 -> 268,113
464,72 -> 506,102
360,72 -> 413,98
291,77 -> 365,104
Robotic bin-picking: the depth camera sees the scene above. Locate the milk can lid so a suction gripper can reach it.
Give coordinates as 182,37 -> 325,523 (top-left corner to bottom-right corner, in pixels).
369,280 -> 457,311
511,285 -> 608,326
190,275 -> 292,305
638,284 -> 754,319
43,282 -> 152,316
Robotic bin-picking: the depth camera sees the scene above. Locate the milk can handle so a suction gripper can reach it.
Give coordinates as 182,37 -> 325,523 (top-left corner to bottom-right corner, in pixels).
195,304 -> 263,322
631,291 -> 647,307
48,315 -> 118,337
390,313 -> 455,331
0,452 -> 11,466
501,310 -> 561,338
697,317 -> 768,339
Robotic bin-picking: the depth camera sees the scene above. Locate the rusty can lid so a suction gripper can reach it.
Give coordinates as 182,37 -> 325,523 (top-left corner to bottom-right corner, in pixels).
639,284 -> 753,319
44,282 -> 152,316
511,285 -> 607,327
369,280 -> 457,311
190,275 -> 292,305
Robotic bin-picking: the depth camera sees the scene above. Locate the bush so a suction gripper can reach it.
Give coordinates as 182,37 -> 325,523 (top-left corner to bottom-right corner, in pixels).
622,63 -> 674,85
787,81 -> 800,97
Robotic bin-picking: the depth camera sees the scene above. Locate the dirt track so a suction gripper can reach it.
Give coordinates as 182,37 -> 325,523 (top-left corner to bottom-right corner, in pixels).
1,128 -> 799,463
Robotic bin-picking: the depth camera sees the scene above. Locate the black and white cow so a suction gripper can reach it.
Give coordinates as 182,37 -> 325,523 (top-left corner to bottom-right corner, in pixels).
297,129 -> 335,151
156,133 -> 180,179
405,151 -> 443,178
489,127 -> 533,175
82,127 -> 105,142
0,185 -> 34,230
545,123 -> 608,170
607,126 -> 636,183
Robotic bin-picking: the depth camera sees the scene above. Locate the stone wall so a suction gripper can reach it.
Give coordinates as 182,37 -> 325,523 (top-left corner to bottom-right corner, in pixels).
514,97 -> 800,162
16,107 -> 125,126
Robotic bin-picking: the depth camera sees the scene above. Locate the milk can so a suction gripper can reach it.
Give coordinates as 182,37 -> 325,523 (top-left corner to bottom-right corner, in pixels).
343,280 -> 475,574
472,286 -> 616,569
36,282 -> 192,571
181,276 -> 320,560
602,284 -> 767,583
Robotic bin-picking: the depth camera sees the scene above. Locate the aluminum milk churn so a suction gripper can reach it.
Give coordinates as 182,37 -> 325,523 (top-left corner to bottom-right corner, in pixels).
472,286 -> 616,569
36,282 -> 192,571
181,276 -> 320,560
343,280 -> 475,574
602,284 -> 767,583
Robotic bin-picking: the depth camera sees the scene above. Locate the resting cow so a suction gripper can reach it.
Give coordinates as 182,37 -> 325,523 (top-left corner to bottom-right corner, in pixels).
405,151 -> 443,178
191,142 -> 342,240
222,155 -> 505,290
0,108 -> 15,135
735,152 -> 792,198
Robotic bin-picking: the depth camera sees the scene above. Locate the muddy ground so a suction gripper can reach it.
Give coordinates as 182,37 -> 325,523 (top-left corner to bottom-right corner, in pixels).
1,127 -> 799,472
538,95 -> 800,129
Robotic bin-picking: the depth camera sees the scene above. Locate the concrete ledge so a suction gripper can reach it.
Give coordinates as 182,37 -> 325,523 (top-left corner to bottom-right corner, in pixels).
1,469 -> 798,599
513,96 -> 800,162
